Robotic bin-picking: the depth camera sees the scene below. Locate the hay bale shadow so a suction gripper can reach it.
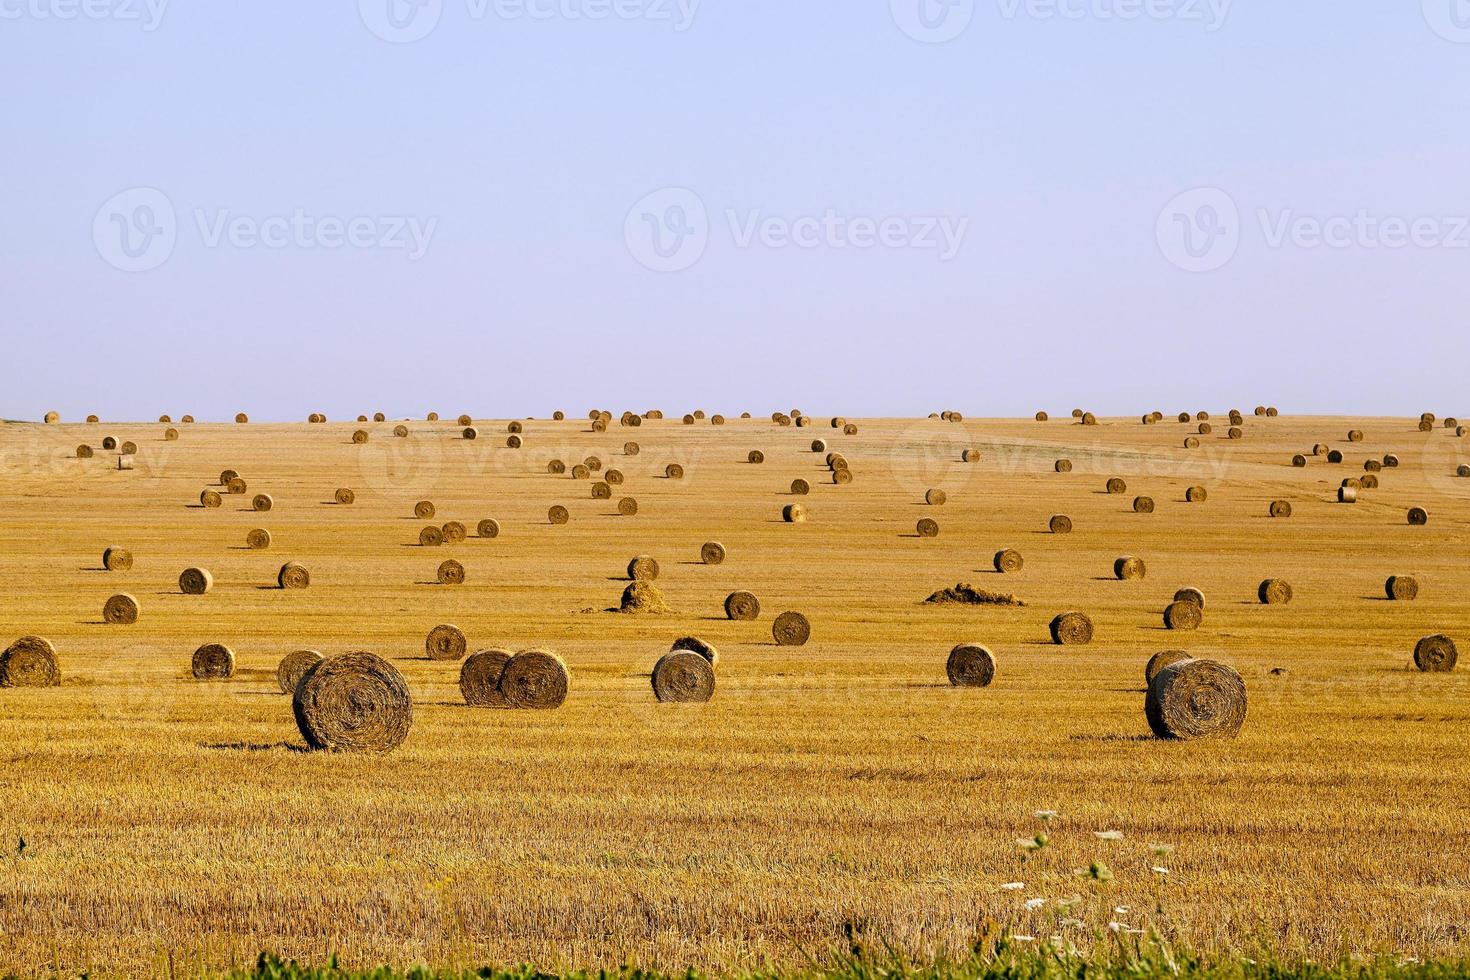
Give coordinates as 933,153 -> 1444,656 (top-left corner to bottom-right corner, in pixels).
202,741 -> 310,753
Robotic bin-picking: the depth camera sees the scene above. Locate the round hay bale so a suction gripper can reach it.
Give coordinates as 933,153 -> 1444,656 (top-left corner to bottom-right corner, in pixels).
1198,422 -> 1212,435
1408,507 -> 1429,525
1258,579 -> 1292,605
1342,478 -> 1361,490
1071,408 -> 1084,419
1036,411 -> 1049,422
1327,450 -> 1344,464
352,429 -> 369,444
225,477 -> 247,495
293,652 -> 412,752
1049,612 -> 1093,646
624,441 -> 640,456
1183,436 -> 1200,449
1049,514 -> 1072,534
1292,454 -> 1307,467
701,541 -> 726,565
499,650 -> 570,709
843,423 -> 857,435
1312,444 -> 1329,457
0,636 -> 60,688
810,439 -> 828,453
357,415 -> 368,423
103,593 -> 139,625
548,505 -> 570,525
477,518 -> 500,538
419,525 -> 444,547
833,468 -> 853,485
1228,427 -> 1243,440
993,548 -> 1023,573
1106,477 -> 1127,494
1178,412 -> 1191,423
553,411 -> 566,421
1268,499 -> 1292,518
830,417 -> 846,429
455,414 -> 472,427
617,496 -> 638,516
1386,575 -> 1419,601
725,591 -> 761,621
120,441 -> 138,455
102,437 -> 119,451
591,481 -> 612,499
570,464 -> 590,479
277,650 -> 324,694
505,420 -> 523,434
1361,474 -> 1379,489
506,435 -> 522,449
1254,406 -> 1266,417
102,547 -> 134,571
191,643 -> 234,680
747,450 -> 765,464
790,479 -> 810,495
665,463 -> 684,479
414,500 -> 436,520
437,559 -> 465,585
1447,417 -> 1460,429
1364,459 -> 1382,472
548,459 -> 567,474
1186,486 -> 1207,503
916,518 -> 940,538
1145,659 -> 1247,740
671,636 -> 719,667
392,424 -> 409,438
374,413 -> 387,423
1142,413 -> 1157,425
682,414 -> 696,425
604,469 -> 624,486
1197,411 -> 1210,421
1348,429 -> 1364,442
1267,407 -> 1279,417
1133,496 -> 1155,514
42,411 -> 59,423
772,611 -> 811,646
1114,556 -> 1146,580
460,649 -> 513,706
627,555 -> 660,581
88,415 -> 100,423
783,504 -> 807,523
1081,413 -> 1097,426
252,493 -> 273,513
76,444 -> 94,459
1174,587 -> 1206,609
334,488 -> 356,505
200,489 -> 223,508
1414,634 -> 1458,672
1229,411 -> 1244,425
1338,486 -> 1358,503
591,418 -> 608,432
651,651 -> 716,703
462,427 -> 479,440
961,449 -> 981,463
925,488 -> 947,506
1144,649 -> 1191,686
178,567 -> 213,595
946,643 -> 996,687
420,625 -> 468,664
1163,600 -> 1202,631
1422,412 -> 1436,424
427,412 -> 439,422
278,562 -> 310,589
235,413 -> 248,424
1419,419 -> 1434,432
1054,459 -> 1072,473
1384,454 -> 1400,467
1458,465 -> 1470,478
164,427 -> 179,441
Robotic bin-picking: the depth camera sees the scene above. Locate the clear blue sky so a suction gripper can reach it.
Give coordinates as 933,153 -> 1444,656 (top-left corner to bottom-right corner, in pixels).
3,1 -> 1468,422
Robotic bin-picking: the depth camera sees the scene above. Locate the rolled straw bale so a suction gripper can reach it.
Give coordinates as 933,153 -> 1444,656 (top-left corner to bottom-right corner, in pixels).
1049,612 -> 1093,646
1071,409 -> 1084,418
1386,575 -> 1419,601
1419,419 -> 1434,432
605,469 -> 624,485
164,428 -> 179,441
277,650 -> 324,694
1198,422 -> 1212,435
1268,500 -> 1292,518
460,649 -> 512,706
462,427 -> 479,440
1348,429 -> 1364,442
1408,507 -> 1429,525
419,525 -> 444,546
393,424 -> 409,438
1364,459 -> 1382,472
1258,579 -> 1293,605
1186,486 -> 1207,502
1049,514 -> 1072,534
585,456 -> 603,472
87,415 -> 100,423
1292,454 -> 1307,467
103,593 -> 139,624
374,413 -> 387,423
1327,450 -> 1344,464
791,479 -> 810,495
179,567 -> 213,595
624,442 -> 640,456
1036,411 -> 1050,422
506,435 -> 522,449
1338,486 -> 1358,503
1106,477 -> 1127,494
671,636 -> 719,667
925,489 -> 947,505
1458,465 -> 1470,478
617,497 -> 639,516
946,643 -> 996,687
477,519 -> 500,538
548,460 -> 567,474
1254,406 -> 1266,417
457,414 -> 473,426
1360,474 -> 1379,489
437,559 -> 465,585
700,541 -> 726,565
120,441 -> 138,455
103,437 -> 118,451
1114,556 -> 1147,580
226,477 -> 247,495
498,650 -> 570,709
783,504 -> 807,523
335,488 -> 355,505
553,411 -> 566,421
1178,412 -> 1190,423
1384,454 -> 1400,467
916,518 -> 940,538
1414,634 -> 1458,672
843,423 -> 857,435
1133,496 -> 1155,514
42,412 -> 59,423
277,562 -> 311,589
628,555 -> 660,581
591,481 -> 612,499
1145,649 -> 1191,685
725,591 -> 760,621
548,505 -> 570,524
993,548 -> 1023,573
811,439 -> 827,453
1174,587 -> 1206,609
293,652 -> 412,752
748,450 -> 765,464
507,420 -> 523,434
102,547 -> 133,571
1228,427 -> 1243,440
414,500 -> 436,519
1163,600 -> 1202,631
1184,437 -> 1199,449
235,413 -> 249,424
200,490 -> 223,508
1055,459 -> 1072,473
832,468 -> 853,485
651,651 -> 716,703
961,449 -> 981,462
772,611 -> 811,646
1145,659 -> 1247,740
191,643 -> 235,680
0,636 -> 60,688
252,494 -> 273,513
1081,413 -> 1097,426
665,463 -> 684,479
353,429 -> 369,444
426,624 -> 467,661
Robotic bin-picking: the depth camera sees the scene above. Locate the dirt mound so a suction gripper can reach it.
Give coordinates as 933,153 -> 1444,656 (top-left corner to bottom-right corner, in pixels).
925,583 -> 1025,607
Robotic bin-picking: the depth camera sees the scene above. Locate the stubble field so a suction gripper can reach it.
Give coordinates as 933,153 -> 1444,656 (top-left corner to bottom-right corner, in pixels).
1,408 -> 1468,977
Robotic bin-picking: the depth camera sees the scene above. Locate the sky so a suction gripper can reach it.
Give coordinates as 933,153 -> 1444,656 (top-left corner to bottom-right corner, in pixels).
2,1 -> 1469,422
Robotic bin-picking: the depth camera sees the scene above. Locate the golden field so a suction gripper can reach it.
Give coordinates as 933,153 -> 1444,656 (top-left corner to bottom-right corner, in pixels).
1,409 -> 1469,977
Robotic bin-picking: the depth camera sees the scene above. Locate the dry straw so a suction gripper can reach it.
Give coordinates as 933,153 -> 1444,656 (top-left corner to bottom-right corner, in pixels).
277,650 -> 324,694
460,649 -> 513,707
1414,634 -> 1457,672
619,581 -> 670,613
1145,658 -> 1247,740
1347,429 -> 1364,442
1258,579 -> 1293,605
843,423 -> 857,435
293,652 -> 413,753
179,567 -> 213,595
426,624 -> 467,661
945,643 -> 996,687
1163,600 -> 1202,631
375,413 -> 387,422
437,559 -> 466,585
701,541 -> 727,565
916,518 -> 940,538
772,611 -> 812,646
1386,575 -> 1419,601
1049,514 -> 1072,534
498,650 -> 570,709
1383,453 -> 1400,467
1049,611 -> 1093,646
725,590 -> 761,621
651,651 -> 715,703
278,562 -> 311,589
0,636 -> 61,688
102,547 -> 133,571
477,519 -> 500,538
961,449 -> 981,462
1144,649 -> 1190,686
120,441 -> 138,455
191,643 -> 235,680
1292,454 -> 1307,467
164,428 -> 179,441
1036,411 -> 1049,422
1184,437 -> 1199,449
506,435 -> 522,449
103,594 -> 139,625
993,548 -> 1023,573
1114,556 -> 1147,580
605,469 -> 624,485
1198,422 -> 1212,434
1327,450 -> 1343,463
235,413 -> 249,424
